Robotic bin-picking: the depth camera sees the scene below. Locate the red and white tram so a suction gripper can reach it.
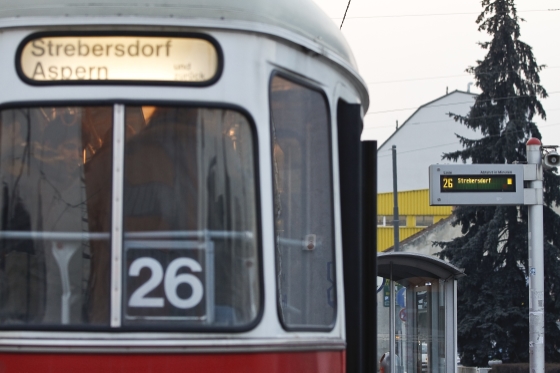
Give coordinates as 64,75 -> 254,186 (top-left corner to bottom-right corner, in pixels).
0,0 -> 376,371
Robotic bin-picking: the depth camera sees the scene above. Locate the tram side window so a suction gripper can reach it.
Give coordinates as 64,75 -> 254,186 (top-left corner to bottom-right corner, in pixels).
122,106 -> 260,328
270,75 -> 336,330
0,106 -> 113,327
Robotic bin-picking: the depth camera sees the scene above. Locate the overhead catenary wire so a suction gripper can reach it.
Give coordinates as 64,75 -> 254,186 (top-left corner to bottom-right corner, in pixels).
337,3 -> 560,147
374,121 -> 560,158
370,114 -> 560,130
332,6 -> 560,116
332,8 -> 560,20
341,5 -> 560,158
369,108 -> 560,130
366,66 -> 560,85
366,91 -> 560,116
340,0 -> 352,29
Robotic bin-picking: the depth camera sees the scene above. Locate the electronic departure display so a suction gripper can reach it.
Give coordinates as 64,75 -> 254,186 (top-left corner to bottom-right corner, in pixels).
440,175 -> 516,193
429,164 -> 526,206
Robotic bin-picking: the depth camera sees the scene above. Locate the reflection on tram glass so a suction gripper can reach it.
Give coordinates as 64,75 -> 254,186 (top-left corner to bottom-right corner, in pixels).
271,76 -> 336,330
0,105 -> 259,328
0,106 -> 113,326
122,106 -> 259,327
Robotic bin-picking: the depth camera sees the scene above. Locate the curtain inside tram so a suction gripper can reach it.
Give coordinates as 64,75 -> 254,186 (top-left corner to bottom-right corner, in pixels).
0,105 -> 260,329
0,106 -> 113,326
121,106 -> 259,328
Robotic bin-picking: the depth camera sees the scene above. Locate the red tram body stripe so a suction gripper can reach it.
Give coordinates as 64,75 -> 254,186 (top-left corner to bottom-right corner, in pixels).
0,350 -> 345,373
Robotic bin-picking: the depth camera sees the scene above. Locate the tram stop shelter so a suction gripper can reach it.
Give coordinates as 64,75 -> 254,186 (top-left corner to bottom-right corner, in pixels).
377,252 -> 465,373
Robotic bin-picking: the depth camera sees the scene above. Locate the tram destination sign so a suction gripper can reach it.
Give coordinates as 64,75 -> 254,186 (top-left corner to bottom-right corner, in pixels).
429,164 -> 525,206
18,34 -> 221,84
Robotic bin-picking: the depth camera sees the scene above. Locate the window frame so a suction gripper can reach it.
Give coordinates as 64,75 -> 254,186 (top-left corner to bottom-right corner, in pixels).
0,100 -> 264,333
415,215 -> 434,227
377,215 -> 406,227
377,215 -> 386,226
269,71 -> 337,332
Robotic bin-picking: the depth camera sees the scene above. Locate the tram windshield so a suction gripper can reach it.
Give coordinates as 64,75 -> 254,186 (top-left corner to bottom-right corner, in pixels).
0,105 -> 259,329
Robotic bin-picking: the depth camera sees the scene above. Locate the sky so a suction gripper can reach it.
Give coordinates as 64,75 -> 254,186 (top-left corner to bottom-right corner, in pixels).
311,0 -> 560,148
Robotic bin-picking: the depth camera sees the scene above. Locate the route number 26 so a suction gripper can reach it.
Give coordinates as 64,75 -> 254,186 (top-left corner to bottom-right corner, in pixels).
128,257 -> 204,309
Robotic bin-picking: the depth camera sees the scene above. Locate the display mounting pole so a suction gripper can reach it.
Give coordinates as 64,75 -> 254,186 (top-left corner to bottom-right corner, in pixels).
392,145 -> 400,252
527,138 -> 545,373
389,262 -> 395,373
428,141 -> 546,370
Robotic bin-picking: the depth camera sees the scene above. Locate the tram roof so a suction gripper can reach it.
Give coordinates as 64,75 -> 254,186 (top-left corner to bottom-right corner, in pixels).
0,0 -> 367,102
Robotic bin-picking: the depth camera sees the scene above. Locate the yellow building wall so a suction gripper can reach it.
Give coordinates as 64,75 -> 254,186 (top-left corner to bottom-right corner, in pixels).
377,189 -> 452,252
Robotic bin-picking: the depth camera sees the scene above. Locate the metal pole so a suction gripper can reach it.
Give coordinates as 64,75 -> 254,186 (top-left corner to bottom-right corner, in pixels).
527,138 -> 544,373
392,145 -> 400,252
390,262 -> 395,373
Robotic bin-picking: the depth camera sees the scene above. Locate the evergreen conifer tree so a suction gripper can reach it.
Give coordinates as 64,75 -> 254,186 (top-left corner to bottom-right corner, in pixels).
437,0 -> 560,366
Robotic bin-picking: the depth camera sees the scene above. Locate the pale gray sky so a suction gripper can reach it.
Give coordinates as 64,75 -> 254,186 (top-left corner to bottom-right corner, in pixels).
312,0 -> 560,147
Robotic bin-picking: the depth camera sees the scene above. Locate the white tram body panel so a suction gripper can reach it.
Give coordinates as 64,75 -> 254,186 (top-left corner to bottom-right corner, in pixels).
0,1 -> 371,372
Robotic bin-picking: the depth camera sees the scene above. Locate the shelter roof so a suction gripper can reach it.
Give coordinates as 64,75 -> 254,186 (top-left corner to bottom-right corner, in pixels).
377,252 -> 465,281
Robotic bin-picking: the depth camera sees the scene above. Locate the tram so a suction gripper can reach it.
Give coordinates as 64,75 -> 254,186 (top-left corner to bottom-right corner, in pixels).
0,0 -> 376,371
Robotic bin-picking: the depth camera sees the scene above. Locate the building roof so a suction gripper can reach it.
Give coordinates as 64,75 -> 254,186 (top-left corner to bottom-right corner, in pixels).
376,90 -> 479,193
378,90 -> 476,150
383,215 -> 454,252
